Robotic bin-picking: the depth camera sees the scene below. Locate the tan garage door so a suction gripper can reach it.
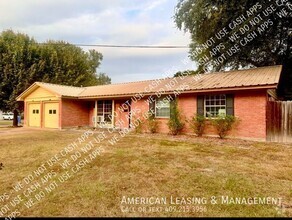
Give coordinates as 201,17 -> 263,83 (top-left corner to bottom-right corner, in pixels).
44,102 -> 59,128
28,103 -> 41,127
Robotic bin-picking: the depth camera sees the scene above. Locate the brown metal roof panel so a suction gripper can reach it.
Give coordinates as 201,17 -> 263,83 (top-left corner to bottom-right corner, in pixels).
21,65 -> 282,99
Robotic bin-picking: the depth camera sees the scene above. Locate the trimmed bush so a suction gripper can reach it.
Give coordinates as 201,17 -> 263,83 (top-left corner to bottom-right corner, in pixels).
132,115 -> 144,134
190,115 -> 206,136
167,99 -> 184,135
147,112 -> 159,133
212,115 -> 236,139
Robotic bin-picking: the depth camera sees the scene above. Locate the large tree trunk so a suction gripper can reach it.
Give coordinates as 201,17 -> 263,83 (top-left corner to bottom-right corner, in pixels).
13,109 -> 18,127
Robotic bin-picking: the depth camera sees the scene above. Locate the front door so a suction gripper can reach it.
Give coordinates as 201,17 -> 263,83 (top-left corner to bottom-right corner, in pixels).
97,100 -> 113,127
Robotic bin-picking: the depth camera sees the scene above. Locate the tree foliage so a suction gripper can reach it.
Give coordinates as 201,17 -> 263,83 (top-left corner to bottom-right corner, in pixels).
174,69 -> 199,77
174,0 -> 292,99
96,73 -> 111,85
0,30 -> 109,125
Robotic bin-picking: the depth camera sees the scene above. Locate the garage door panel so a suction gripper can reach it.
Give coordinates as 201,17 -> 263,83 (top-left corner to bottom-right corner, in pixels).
44,102 -> 59,128
28,103 -> 41,127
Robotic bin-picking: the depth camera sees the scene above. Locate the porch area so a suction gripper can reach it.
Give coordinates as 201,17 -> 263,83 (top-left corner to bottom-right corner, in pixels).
89,99 -> 131,130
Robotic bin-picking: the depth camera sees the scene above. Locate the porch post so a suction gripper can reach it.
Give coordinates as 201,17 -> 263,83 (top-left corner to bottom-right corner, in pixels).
94,100 -> 97,128
112,100 -> 115,127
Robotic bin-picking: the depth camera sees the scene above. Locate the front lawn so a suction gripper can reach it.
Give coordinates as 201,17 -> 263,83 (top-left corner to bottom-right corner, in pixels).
0,128 -> 291,217
0,120 -> 13,127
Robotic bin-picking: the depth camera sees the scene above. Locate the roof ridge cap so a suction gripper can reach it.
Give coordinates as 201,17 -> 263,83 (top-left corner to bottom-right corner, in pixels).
36,81 -> 84,89
84,77 -> 171,88
203,65 -> 282,75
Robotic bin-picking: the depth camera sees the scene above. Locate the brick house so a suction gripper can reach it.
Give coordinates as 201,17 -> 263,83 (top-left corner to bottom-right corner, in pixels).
16,65 -> 282,141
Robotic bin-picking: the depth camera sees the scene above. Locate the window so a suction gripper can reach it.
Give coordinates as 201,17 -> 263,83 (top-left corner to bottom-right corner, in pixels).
155,98 -> 170,118
49,110 -> 56,114
97,100 -> 112,123
33,109 -> 39,114
205,94 -> 226,117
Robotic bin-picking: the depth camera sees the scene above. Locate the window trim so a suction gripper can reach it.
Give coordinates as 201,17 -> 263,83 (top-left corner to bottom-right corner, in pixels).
97,100 -> 113,124
155,98 -> 171,119
204,94 -> 227,118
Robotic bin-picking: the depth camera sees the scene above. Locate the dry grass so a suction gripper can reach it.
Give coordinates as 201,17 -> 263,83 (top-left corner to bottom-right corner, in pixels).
0,120 -> 13,127
0,128 -> 291,217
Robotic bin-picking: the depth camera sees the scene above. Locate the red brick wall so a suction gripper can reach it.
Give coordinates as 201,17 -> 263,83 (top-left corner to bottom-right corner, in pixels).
131,99 -> 148,130
114,100 -> 131,129
129,90 -> 268,139
59,89 -> 267,140
131,98 -> 170,133
177,90 -> 267,139
177,94 -> 197,133
150,95 -> 198,134
88,102 -> 95,127
131,99 -> 149,115
233,90 -> 267,139
61,99 -> 90,128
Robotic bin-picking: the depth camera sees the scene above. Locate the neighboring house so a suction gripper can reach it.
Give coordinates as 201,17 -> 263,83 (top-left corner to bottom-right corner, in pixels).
16,65 -> 282,141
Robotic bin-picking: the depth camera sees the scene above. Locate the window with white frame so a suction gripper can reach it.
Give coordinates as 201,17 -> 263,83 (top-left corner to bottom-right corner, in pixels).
97,100 -> 112,123
205,94 -> 226,117
155,98 -> 170,118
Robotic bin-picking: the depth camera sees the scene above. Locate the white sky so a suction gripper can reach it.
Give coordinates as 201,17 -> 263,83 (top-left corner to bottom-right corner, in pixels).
0,0 -> 194,83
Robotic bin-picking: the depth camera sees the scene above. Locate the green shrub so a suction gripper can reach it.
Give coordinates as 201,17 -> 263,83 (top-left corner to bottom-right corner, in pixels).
167,99 -> 184,135
147,112 -> 159,133
132,115 -> 144,134
212,115 -> 236,139
190,115 -> 206,136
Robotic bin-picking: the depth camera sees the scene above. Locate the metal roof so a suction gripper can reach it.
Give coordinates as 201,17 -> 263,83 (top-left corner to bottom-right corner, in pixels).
17,65 -> 282,100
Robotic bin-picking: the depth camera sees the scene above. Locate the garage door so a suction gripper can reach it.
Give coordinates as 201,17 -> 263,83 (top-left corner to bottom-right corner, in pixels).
44,102 -> 59,128
28,103 -> 41,127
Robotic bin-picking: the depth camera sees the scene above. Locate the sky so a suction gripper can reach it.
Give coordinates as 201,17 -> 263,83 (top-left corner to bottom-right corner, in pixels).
0,0 -> 195,83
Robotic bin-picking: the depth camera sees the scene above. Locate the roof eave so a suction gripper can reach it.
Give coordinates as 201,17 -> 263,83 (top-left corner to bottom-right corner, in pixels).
61,95 -> 80,99
16,82 -> 39,101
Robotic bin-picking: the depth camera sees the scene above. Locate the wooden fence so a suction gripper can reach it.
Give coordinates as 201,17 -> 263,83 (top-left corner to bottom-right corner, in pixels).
267,101 -> 292,143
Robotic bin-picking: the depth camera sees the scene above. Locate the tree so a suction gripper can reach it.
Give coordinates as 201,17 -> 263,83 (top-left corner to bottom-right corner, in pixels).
0,30 -> 110,126
174,69 -> 199,77
96,73 -> 111,85
174,0 -> 292,99
37,41 -> 104,86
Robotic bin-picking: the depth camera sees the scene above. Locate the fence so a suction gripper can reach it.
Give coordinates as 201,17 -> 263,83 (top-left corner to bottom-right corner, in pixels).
267,101 -> 292,143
